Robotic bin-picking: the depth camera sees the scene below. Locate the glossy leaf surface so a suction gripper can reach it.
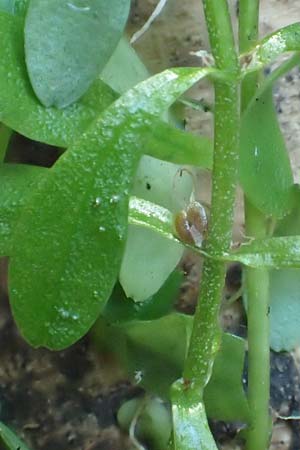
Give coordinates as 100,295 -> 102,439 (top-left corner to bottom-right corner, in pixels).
0,421 -> 31,450
228,236 -> 300,268
24,0 -> 130,107
0,163 -> 44,257
243,23 -> 300,74
9,67 -> 214,349
204,333 -> 250,422
240,88 -> 294,218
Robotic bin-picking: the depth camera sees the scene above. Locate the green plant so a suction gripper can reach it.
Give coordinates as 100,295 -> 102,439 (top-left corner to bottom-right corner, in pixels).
1,0 -> 300,449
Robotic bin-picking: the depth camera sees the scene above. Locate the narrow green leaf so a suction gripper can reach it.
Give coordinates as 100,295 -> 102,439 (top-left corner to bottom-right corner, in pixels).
250,53 -> 300,105
24,0 -> 130,107
9,67 -> 214,349
227,236 -> 300,268
240,88 -> 294,218
0,12 -> 117,147
242,22 -> 300,74
145,119 -> 213,169
0,421 -> 32,450
204,334 -> 250,422
128,196 -> 177,242
171,380 -> 218,450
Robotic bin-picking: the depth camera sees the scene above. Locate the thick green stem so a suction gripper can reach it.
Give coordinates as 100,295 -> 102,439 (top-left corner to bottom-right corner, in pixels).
183,0 -> 240,390
239,0 -> 260,109
245,201 -> 270,450
239,1 -> 271,448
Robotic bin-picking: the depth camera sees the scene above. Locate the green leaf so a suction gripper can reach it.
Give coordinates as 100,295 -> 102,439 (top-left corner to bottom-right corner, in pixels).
120,156 -> 192,302
103,270 -> 183,323
24,0 -> 130,107
118,397 -> 172,450
269,268 -> 300,351
0,12 -> 117,147
242,23 -> 300,74
0,0 -> 14,13
240,88 -> 294,218
204,333 -> 250,422
171,380 -> 218,450
9,67 -> 215,349
96,313 -> 192,397
0,11 -> 214,170
14,0 -> 27,15
101,37 -> 149,94
251,53 -> 300,104
227,236 -> 300,268
0,163 -> 44,257
0,421 -> 32,450
144,118 -> 213,169
268,189 -> 300,351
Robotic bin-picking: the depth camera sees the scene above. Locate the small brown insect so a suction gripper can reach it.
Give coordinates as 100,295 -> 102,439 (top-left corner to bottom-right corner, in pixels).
174,201 -> 208,248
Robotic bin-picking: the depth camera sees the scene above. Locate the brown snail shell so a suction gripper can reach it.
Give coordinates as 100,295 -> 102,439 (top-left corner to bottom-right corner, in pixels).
174,201 -> 208,247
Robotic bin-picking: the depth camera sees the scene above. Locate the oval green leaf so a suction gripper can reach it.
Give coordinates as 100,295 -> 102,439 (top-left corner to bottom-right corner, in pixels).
0,12 -> 117,147
269,191 -> 300,351
24,0 -> 130,107
9,67 -> 214,350
269,268 -> 300,351
120,155 -> 192,302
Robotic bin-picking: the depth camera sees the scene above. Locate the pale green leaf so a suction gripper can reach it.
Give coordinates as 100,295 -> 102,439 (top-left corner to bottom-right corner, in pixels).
24,0 -> 130,107
120,156 -> 192,302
